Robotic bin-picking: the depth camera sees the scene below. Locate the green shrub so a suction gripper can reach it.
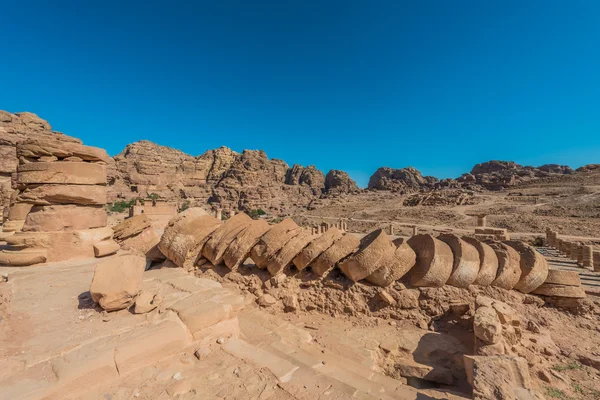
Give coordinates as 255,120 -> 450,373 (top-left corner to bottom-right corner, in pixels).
179,200 -> 191,213
248,209 -> 266,219
107,199 -> 137,213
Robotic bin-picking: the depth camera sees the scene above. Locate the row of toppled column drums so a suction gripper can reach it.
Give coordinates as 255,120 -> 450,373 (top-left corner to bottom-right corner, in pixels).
157,208 -> 550,293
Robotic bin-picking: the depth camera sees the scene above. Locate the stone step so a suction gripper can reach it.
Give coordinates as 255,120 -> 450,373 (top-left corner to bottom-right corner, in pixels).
268,340 -> 420,400
222,338 -> 299,382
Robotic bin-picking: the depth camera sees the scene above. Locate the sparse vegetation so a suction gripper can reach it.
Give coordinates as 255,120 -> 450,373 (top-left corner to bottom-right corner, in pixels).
532,236 -> 544,247
269,217 -> 283,224
179,200 -> 191,213
248,208 -> 266,219
545,387 -> 568,399
147,192 -> 160,201
107,199 -> 136,213
552,361 -> 582,372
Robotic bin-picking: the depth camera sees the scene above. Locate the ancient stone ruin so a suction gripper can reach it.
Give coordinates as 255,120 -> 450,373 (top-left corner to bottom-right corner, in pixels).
155,209 -> 573,304
0,138 -> 117,265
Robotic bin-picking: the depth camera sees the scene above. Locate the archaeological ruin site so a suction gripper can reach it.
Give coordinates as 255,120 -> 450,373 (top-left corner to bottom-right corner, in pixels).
1,110 -> 600,400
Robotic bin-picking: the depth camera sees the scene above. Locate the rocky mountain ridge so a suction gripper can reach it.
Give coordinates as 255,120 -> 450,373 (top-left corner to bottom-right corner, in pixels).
0,110 -> 596,215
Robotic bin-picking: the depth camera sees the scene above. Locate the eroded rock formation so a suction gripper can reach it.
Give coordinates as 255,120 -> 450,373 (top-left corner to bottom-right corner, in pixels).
0,137 -> 115,266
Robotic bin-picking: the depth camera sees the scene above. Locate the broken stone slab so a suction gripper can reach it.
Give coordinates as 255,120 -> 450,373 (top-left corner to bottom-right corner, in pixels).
223,338 -> 299,382
488,242 -> 522,290
93,240 -> 120,257
158,208 -> 221,268
394,358 -> 454,385
203,213 -> 253,265
16,184 -> 107,206
405,234 -> 453,287
112,214 -> 152,241
267,229 -> 317,276
222,219 -> 271,270
532,283 -> 586,298
89,254 -> 146,311
0,248 -> 47,266
133,290 -> 163,314
193,316 -> 241,344
543,269 -> 581,286
438,234 -> 480,288
365,238 -> 416,287
339,229 -> 396,282
7,202 -> 33,220
293,227 -> 343,270
504,240 -> 549,293
17,138 -> 111,163
49,336 -> 119,399
473,306 -> 503,345
22,204 -> 107,232
311,233 -> 361,277
114,317 -> 190,376
463,355 -> 543,400
463,236 -> 499,287
17,162 -> 107,185
251,218 -> 302,268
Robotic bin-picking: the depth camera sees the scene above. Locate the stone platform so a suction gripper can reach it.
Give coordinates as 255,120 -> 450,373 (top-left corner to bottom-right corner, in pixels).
0,257 -> 461,399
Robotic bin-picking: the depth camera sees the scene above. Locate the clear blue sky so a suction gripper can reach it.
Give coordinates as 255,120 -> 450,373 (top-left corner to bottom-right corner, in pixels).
2,1 -> 599,187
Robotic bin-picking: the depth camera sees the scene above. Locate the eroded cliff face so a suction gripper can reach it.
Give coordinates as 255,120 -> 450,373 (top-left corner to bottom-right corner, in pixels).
108,141 -> 355,212
456,160 -> 573,191
0,111 -> 81,218
367,167 -> 439,192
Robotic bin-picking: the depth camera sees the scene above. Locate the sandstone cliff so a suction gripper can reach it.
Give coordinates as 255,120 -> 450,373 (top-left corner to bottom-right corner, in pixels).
368,167 -> 439,192
109,141 -> 355,212
456,160 -> 573,191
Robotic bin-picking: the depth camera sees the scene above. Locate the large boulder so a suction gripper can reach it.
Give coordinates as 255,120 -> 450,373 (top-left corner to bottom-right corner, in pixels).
16,184 -> 107,206
89,254 -> 146,311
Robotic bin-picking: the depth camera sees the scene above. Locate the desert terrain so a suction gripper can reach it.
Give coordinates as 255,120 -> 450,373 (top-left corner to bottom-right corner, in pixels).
1,111 -> 600,400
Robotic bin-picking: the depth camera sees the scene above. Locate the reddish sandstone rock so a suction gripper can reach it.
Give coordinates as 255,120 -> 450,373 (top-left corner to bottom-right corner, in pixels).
339,229 -> 395,282
488,242 -> 522,290
438,234 -> 480,288
504,240 -> 548,294
365,238 -> 417,287
17,162 -> 107,185
311,233 -> 361,277
223,219 -> 271,270
405,234 -> 453,287
22,205 -> 107,232
89,254 -> 146,311
251,219 -> 302,268
293,227 -> 344,271
462,237 -> 499,286
16,184 -> 107,206
158,208 -> 220,268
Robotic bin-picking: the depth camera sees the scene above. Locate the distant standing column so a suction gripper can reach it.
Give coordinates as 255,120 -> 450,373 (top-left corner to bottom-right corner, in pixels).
230,210 -> 236,217
216,208 -> 223,221
412,225 -> 418,237
389,224 -> 394,236
477,214 -> 487,228
582,245 -> 594,270
593,251 -> 600,272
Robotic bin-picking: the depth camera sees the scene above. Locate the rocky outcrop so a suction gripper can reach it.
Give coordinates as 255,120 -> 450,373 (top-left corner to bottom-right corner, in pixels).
110,142 -> 331,212
367,167 -> 438,192
324,170 -> 358,194
457,160 -> 573,191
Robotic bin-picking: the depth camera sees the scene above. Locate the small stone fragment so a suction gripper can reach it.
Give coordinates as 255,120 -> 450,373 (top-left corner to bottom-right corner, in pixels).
378,289 -> 396,306
258,294 -> 277,307
282,294 -> 299,312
